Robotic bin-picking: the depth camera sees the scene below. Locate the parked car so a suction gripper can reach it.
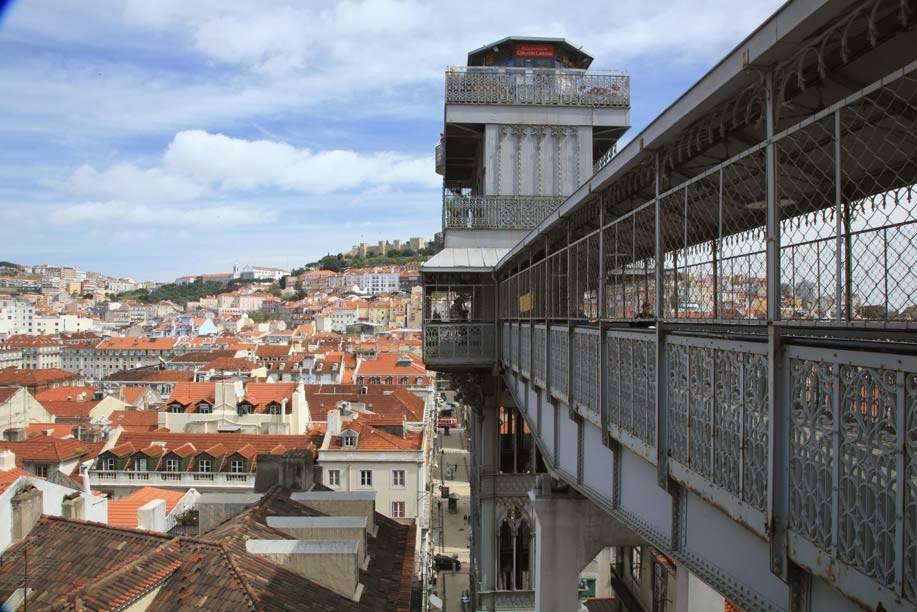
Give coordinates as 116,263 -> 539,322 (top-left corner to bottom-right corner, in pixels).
433,554 -> 461,571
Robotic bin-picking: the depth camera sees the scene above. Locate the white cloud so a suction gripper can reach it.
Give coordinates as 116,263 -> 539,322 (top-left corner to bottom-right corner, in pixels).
162,129 -> 439,193
67,163 -> 205,202
50,201 -> 272,228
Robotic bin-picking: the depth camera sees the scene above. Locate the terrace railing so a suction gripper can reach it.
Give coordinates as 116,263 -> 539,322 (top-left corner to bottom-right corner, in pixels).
445,67 -> 629,108
443,193 -> 564,231
423,322 -> 496,366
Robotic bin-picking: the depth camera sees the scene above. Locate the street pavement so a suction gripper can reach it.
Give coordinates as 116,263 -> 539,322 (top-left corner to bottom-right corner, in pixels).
431,425 -> 471,612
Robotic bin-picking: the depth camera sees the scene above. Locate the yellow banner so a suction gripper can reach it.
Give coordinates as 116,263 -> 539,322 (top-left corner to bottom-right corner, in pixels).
519,292 -> 533,313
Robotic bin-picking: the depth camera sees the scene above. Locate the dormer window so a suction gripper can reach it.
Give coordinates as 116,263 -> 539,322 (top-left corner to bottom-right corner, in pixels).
237,402 -> 254,416
267,403 -> 281,415
169,403 -> 184,414
341,430 -> 358,448
197,401 -> 212,414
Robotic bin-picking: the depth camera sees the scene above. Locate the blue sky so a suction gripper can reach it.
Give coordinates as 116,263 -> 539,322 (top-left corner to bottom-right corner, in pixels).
0,0 -> 782,281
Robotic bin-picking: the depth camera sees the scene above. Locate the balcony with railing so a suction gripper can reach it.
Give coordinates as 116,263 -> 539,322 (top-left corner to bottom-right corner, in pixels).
445,66 -> 629,108
91,470 -> 253,488
435,137 -> 445,175
423,283 -> 497,368
443,192 -> 564,231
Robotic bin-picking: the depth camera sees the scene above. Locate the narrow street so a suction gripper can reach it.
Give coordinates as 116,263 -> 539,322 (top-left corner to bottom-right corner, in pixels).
431,424 -> 471,612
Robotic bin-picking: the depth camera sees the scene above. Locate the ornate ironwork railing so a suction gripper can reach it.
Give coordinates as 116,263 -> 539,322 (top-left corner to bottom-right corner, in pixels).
423,323 -> 496,364
477,589 -> 536,611
443,193 -> 564,230
446,67 -> 629,108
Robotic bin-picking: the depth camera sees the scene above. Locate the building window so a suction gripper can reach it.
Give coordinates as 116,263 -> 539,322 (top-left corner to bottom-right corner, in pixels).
198,459 -> 212,473
267,403 -> 281,415
400,376 -> 409,384
35,464 -> 49,477
630,547 -> 643,584
237,403 -> 254,416
392,470 -> 405,488
165,458 -> 179,472
169,403 -> 184,413
134,457 -> 148,471
415,377 -> 424,385
360,470 -> 373,487
328,469 -> 341,486
103,457 -> 116,471
342,431 -> 358,448
197,402 -> 212,414
391,501 -> 405,518
230,459 -> 245,473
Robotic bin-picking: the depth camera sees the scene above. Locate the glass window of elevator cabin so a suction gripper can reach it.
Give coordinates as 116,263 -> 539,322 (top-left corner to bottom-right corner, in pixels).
470,40 -> 591,70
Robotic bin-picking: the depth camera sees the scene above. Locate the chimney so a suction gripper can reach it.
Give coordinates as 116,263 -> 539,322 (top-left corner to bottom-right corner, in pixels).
266,515 -> 369,567
327,409 -> 341,437
61,491 -> 84,521
80,463 -> 91,495
246,539 -> 363,601
137,498 -> 167,532
11,486 -> 43,544
290,491 -> 377,537
0,449 -> 15,471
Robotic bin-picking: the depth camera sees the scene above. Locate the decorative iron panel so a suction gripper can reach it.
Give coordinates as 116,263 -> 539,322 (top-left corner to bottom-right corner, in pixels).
667,343 -> 690,464
788,358 -> 835,552
423,323 -> 496,363
606,331 -> 656,448
520,324 -> 531,376
907,373 -> 917,601
571,328 -> 600,423
501,323 -> 511,366
509,323 -> 519,370
742,353 -> 769,511
443,193 -> 565,230
549,325 -> 568,399
666,337 -> 768,511
445,67 -> 630,108
533,325 -> 546,384
837,364 -> 897,587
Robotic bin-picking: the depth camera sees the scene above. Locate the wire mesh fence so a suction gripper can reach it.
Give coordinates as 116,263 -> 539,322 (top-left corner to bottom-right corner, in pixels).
497,63 -> 917,327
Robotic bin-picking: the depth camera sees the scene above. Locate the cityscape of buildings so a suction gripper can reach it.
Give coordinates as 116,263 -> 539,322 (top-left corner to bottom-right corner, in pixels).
2,0 -> 915,611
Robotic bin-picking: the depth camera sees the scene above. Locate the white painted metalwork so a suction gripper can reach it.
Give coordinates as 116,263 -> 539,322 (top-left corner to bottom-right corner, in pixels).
443,193 -> 565,230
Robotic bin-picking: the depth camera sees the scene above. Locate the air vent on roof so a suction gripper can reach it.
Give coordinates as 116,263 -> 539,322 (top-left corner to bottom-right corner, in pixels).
395,357 -> 412,367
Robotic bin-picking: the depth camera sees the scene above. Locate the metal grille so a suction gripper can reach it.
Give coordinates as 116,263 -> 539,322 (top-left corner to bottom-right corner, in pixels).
533,325 -> 546,384
571,328 -> 600,423
606,331 -> 656,447
604,205 -> 656,319
906,373 -> 917,600
788,357 -> 835,550
520,324 -> 531,376
667,337 -> 768,509
788,349 -> 916,594
509,323 -> 519,370
501,323 -> 511,366
548,325 -> 568,399
570,233 -> 600,319
445,66 -> 630,108
423,324 -> 496,363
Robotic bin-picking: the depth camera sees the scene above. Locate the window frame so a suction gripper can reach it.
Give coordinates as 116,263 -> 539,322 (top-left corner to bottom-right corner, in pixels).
391,500 -> 406,518
328,469 -> 341,486
229,458 -> 245,473
165,458 -> 179,472
392,469 -> 406,488
360,469 -> 373,487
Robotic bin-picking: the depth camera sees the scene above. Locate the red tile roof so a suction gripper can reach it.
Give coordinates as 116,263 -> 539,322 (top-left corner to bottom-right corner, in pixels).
35,385 -> 96,401
244,382 -> 299,410
166,381 -> 216,406
26,423 -> 76,439
96,337 -> 178,350
0,367 -> 78,387
109,410 -> 160,432
202,356 -> 261,371
104,368 -> 194,383
2,334 -> 60,347
0,466 -> 31,494
39,399 -> 100,419
0,387 -> 18,404
328,420 -> 423,451
0,436 -> 90,464
107,487 -> 186,528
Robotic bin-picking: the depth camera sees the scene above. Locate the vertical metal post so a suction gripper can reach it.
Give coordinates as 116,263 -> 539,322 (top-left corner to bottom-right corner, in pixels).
765,70 -> 789,582
599,203 -> 610,446
654,152 -> 669,489
834,110 -> 844,321
714,168 -> 723,319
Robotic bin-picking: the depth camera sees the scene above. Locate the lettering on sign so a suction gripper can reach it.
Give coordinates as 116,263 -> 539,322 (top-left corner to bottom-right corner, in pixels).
514,43 -> 554,58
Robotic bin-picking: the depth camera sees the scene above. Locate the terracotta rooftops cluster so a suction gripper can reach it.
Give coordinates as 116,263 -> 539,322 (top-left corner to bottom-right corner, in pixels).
0,487 -> 415,611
